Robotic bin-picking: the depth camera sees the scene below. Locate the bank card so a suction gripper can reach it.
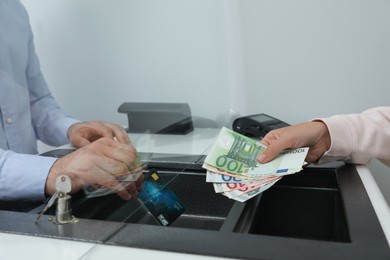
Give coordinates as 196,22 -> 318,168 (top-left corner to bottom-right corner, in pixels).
137,169 -> 185,226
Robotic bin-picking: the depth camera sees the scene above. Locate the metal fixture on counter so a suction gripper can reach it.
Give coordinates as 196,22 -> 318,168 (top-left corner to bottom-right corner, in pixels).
35,175 -> 78,225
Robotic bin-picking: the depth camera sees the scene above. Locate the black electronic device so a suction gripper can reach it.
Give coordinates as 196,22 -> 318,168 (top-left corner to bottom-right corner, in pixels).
118,102 -> 194,135
232,113 -> 290,138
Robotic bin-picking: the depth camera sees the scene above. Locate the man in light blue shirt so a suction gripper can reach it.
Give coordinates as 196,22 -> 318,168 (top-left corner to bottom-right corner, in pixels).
0,1 -> 142,201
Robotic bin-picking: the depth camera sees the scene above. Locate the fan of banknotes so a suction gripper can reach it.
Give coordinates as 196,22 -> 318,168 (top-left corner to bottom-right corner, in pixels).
202,127 -> 308,202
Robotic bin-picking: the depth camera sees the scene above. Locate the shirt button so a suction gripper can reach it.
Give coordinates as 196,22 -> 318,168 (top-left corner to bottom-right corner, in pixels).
6,117 -> 13,124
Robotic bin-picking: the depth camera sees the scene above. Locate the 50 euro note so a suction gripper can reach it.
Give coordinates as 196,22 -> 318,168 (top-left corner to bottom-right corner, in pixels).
203,127 -> 308,179
222,178 -> 281,202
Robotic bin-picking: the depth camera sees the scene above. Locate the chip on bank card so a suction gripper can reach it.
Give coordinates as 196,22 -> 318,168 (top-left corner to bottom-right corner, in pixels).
137,169 -> 185,226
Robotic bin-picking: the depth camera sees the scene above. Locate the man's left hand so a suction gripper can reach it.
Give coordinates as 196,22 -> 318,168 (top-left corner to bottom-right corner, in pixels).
68,121 -> 130,148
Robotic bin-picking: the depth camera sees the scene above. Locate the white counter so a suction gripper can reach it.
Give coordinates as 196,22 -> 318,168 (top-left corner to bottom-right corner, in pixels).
0,232 -> 226,260
356,165 -> 390,247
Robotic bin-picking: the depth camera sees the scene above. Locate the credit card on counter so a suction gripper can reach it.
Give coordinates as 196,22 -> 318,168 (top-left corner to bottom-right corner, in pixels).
137,169 -> 185,226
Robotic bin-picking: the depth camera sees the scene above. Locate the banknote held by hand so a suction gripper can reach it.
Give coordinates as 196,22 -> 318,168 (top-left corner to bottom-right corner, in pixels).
203,127 -> 308,202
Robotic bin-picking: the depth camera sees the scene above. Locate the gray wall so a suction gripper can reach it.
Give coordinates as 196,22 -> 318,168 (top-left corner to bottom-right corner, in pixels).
238,0 -> 390,205
22,0 -> 233,126
22,0 -> 390,204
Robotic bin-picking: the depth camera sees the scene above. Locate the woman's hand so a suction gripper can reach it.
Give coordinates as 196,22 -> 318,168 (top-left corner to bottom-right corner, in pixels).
258,121 -> 331,164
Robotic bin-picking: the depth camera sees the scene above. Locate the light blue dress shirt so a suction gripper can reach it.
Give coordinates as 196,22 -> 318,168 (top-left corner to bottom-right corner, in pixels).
0,1 -> 79,200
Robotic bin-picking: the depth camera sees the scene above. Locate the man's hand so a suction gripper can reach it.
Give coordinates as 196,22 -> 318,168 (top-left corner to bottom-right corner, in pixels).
45,137 -> 143,200
68,121 -> 130,147
257,121 -> 331,164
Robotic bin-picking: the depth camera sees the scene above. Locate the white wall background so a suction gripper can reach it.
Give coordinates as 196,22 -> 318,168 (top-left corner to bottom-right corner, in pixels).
238,0 -> 390,204
21,0 -> 233,127
21,0 -> 390,203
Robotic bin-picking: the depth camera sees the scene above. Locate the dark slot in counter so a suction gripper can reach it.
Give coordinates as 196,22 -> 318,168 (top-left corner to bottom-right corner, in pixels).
0,149 -> 389,259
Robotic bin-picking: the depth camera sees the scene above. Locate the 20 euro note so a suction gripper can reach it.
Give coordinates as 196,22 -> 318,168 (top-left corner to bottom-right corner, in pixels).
206,170 -> 255,183
203,127 -> 309,179
213,175 -> 281,193
204,163 -> 270,181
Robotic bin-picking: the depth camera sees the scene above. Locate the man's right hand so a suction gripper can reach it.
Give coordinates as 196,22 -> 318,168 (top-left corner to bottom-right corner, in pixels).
45,137 -> 143,200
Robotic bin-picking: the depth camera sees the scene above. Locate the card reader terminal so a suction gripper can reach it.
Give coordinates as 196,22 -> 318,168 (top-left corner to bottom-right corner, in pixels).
232,113 -> 290,138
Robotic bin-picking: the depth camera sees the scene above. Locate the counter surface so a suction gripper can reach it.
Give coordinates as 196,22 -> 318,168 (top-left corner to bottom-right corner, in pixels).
1,129 -> 389,259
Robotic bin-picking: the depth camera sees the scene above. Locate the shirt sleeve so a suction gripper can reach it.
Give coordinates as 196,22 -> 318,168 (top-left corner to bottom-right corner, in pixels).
0,149 -> 57,200
314,107 -> 390,166
0,2 -> 79,200
23,3 -> 80,146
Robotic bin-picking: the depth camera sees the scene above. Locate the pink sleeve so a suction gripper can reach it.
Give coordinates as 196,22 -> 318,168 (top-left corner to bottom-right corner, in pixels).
314,107 -> 390,166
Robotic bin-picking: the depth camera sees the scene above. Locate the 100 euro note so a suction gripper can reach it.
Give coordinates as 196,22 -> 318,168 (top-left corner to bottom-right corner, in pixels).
203,127 -> 308,179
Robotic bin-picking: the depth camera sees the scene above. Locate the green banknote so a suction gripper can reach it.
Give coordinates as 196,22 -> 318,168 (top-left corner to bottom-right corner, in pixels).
203,127 -> 308,179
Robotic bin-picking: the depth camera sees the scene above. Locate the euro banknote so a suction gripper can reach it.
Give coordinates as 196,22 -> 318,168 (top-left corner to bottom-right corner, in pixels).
204,127 -> 308,179
213,175 -> 281,193
222,178 -> 281,202
203,127 -> 308,202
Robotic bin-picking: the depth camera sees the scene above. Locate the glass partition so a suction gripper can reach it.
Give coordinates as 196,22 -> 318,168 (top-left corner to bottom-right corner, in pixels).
7,0 -> 237,245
